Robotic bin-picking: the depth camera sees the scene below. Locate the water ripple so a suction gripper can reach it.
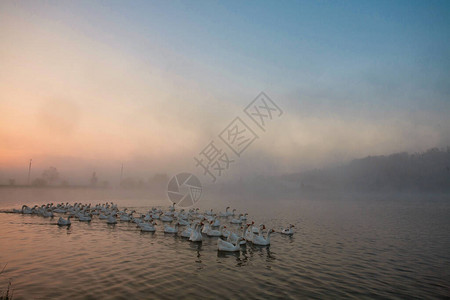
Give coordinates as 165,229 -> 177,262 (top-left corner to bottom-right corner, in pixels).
0,197 -> 449,299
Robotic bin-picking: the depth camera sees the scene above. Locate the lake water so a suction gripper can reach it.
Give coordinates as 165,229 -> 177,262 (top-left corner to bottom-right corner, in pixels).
0,188 -> 449,299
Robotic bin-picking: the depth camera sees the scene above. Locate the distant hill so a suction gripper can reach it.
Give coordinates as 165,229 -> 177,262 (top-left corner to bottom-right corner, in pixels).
282,147 -> 450,192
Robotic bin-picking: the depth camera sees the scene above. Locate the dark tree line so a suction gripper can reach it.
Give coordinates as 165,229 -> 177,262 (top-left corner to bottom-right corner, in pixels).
284,147 -> 450,192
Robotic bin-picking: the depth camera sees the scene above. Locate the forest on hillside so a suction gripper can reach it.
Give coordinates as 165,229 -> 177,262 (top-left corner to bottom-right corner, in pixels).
282,147 -> 450,192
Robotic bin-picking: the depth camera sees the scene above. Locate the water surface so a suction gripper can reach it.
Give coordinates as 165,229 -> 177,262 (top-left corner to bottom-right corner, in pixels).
0,188 -> 449,299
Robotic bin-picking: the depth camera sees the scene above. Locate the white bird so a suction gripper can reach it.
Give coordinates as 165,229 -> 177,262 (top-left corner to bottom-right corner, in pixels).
228,226 -> 247,245
217,237 -> 243,252
177,218 -> 190,226
222,226 -> 231,238
106,214 -> 117,224
189,223 -> 203,242
132,215 -> 145,224
239,229 -> 247,245
164,222 -> 179,234
252,223 -> 263,234
177,210 -> 188,220
245,222 -> 255,242
41,209 -> 54,218
180,224 -> 194,238
219,207 -> 230,217
164,210 -> 174,217
57,216 -> 72,226
22,205 -> 36,214
230,214 -> 243,224
253,229 -> 275,246
281,224 -> 295,235
211,218 -> 221,227
140,221 -> 157,232
160,213 -> 173,222
201,222 -> 211,234
205,214 -> 215,222
79,214 -> 92,222
120,212 -> 134,222
207,224 -> 225,237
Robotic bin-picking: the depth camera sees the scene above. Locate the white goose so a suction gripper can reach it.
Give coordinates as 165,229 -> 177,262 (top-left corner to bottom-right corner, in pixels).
106,214 -> 117,224
238,225 -> 248,245
79,214 -> 92,222
132,215 -> 145,225
177,218 -> 190,226
140,221 -> 157,232
207,224 -> 225,237
99,213 -> 109,220
253,229 -> 275,246
57,216 -> 72,226
230,214 -> 243,224
53,207 -> 66,214
222,226 -> 231,238
164,210 -> 174,217
228,226 -> 247,245
245,222 -> 255,242
180,223 -> 194,238
205,214 -> 215,222
41,209 -> 54,218
160,213 -> 173,222
143,213 -> 152,221
120,211 -> 134,222
201,221 -> 211,234
228,208 -> 237,217
164,222 -> 179,234
20,205 -> 30,214
211,218 -> 220,227
217,237 -> 243,252
177,209 -> 188,220
252,223 -> 262,234
219,207 -> 230,217
281,224 -> 295,235
189,223 -> 203,242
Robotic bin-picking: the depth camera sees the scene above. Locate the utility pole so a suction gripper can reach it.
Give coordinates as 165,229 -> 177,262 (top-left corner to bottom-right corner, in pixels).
27,159 -> 32,185
120,163 -> 123,185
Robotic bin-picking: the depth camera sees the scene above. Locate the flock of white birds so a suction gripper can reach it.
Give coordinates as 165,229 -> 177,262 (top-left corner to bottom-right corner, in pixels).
12,203 -> 295,252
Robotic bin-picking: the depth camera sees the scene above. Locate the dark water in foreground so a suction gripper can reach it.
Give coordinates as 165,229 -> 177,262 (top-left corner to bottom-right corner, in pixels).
0,188 -> 449,299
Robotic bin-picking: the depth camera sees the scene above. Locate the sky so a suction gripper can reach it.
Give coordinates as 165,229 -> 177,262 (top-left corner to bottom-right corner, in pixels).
0,0 -> 449,185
